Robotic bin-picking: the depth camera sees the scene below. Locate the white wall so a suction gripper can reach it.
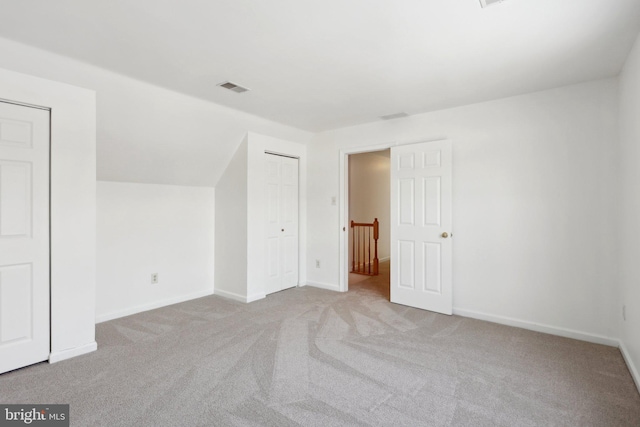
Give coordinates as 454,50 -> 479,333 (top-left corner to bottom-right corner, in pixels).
348,151 -> 390,269
96,182 -> 215,322
307,79 -> 619,344
0,37 -> 312,187
618,32 -> 640,389
0,37 -> 311,330
0,67 -> 97,362
215,136 -> 249,301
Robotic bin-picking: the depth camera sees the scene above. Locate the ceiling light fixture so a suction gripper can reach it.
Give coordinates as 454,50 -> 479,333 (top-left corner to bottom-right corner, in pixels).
479,0 -> 507,8
217,81 -> 250,93
380,112 -> 409,120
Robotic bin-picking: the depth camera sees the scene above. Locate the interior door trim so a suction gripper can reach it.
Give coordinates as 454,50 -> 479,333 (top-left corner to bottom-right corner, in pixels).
0,99 -> 52,369
264,150 -> 299,159
338,138 -> 447,293
0,97 -> 50,111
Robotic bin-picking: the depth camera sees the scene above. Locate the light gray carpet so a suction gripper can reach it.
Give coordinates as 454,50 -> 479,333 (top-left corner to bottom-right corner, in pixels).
2,264 -> 639,426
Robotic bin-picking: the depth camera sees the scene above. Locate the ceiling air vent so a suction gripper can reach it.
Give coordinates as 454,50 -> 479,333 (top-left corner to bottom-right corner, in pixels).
479,0 -> 507,8
217,81 -> 250,93
380,112 -> 409,120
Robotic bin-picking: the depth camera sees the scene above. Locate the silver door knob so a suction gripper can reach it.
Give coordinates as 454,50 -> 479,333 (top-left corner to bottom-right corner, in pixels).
441,232 -> 449,238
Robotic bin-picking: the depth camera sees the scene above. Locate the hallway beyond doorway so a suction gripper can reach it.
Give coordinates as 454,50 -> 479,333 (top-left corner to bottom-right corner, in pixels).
349,260 -> 390,301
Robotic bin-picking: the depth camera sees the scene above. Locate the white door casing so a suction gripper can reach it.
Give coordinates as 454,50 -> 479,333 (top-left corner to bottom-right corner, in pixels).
265,154 -> 299,295
0,101 -> 50,373
390,140 -> 452,314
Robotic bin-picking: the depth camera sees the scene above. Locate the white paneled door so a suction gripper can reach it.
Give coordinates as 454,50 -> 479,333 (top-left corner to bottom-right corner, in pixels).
390,141 -> 452,315
265,154 -> 299,295
0,101 -> 50,373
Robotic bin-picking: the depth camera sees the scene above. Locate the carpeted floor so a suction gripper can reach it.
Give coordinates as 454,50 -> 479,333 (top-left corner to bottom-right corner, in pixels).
349,260 -> 391,301
2,263 -> 639,426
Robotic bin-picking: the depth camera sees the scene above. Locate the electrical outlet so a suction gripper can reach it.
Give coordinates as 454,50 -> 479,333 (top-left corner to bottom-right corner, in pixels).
151,273 -> 158,284
623,305 -> 626,321
316,260 -> 320,268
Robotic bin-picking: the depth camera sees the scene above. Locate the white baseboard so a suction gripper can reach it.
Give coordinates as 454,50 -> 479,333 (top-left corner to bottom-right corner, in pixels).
96,289 -> 214,323
305,281 -> 341,292
379,256 -> 391,262
619,340 -> 640,393
453,307 -> 618,347
49,341 -> 97,363
246,292 -> 266,303
213,289 -> 246,302
214,289 -> 265,303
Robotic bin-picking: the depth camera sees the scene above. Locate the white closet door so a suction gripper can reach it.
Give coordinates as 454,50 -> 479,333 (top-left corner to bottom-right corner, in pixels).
265,154 -> 298,295
390,140 -> 453,315
266,154 -> 282,295
0,101 -> 50,373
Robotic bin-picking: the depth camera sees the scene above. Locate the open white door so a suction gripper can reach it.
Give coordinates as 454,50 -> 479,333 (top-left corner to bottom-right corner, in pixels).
0,101 -> 50,373
390,140 -> 452,314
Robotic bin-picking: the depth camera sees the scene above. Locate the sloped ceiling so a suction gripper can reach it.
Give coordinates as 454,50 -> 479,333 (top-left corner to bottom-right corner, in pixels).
0,0 -> 639,132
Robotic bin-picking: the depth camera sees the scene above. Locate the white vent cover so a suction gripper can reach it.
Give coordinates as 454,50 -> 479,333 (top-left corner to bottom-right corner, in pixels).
217,81 -> 250,93
380,112 -> 409,120
479,0 -> 506,8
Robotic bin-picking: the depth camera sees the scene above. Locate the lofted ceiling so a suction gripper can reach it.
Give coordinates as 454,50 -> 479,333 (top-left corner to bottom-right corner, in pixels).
0,0 -> 639,132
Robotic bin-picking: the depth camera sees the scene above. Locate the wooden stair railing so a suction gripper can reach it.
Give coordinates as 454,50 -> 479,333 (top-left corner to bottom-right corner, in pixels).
350,218 -> 379,276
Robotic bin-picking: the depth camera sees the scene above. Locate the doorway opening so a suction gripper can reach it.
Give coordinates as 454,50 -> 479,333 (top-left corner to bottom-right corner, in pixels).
346,149 -> 391,300
339,138 -> 453,315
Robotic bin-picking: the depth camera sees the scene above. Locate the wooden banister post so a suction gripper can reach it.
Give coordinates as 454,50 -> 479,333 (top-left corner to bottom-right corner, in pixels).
349,218 -> 380,277
350,220 -> 355,273
373,218 -> 379,275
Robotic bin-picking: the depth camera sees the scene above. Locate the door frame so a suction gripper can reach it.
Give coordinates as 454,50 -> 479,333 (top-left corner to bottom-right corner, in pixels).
245,132 -> 307,302
338,138 -> 448,293
264,151 -> 300,295
0,98 -> 51,372
0,67 -> 98,364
